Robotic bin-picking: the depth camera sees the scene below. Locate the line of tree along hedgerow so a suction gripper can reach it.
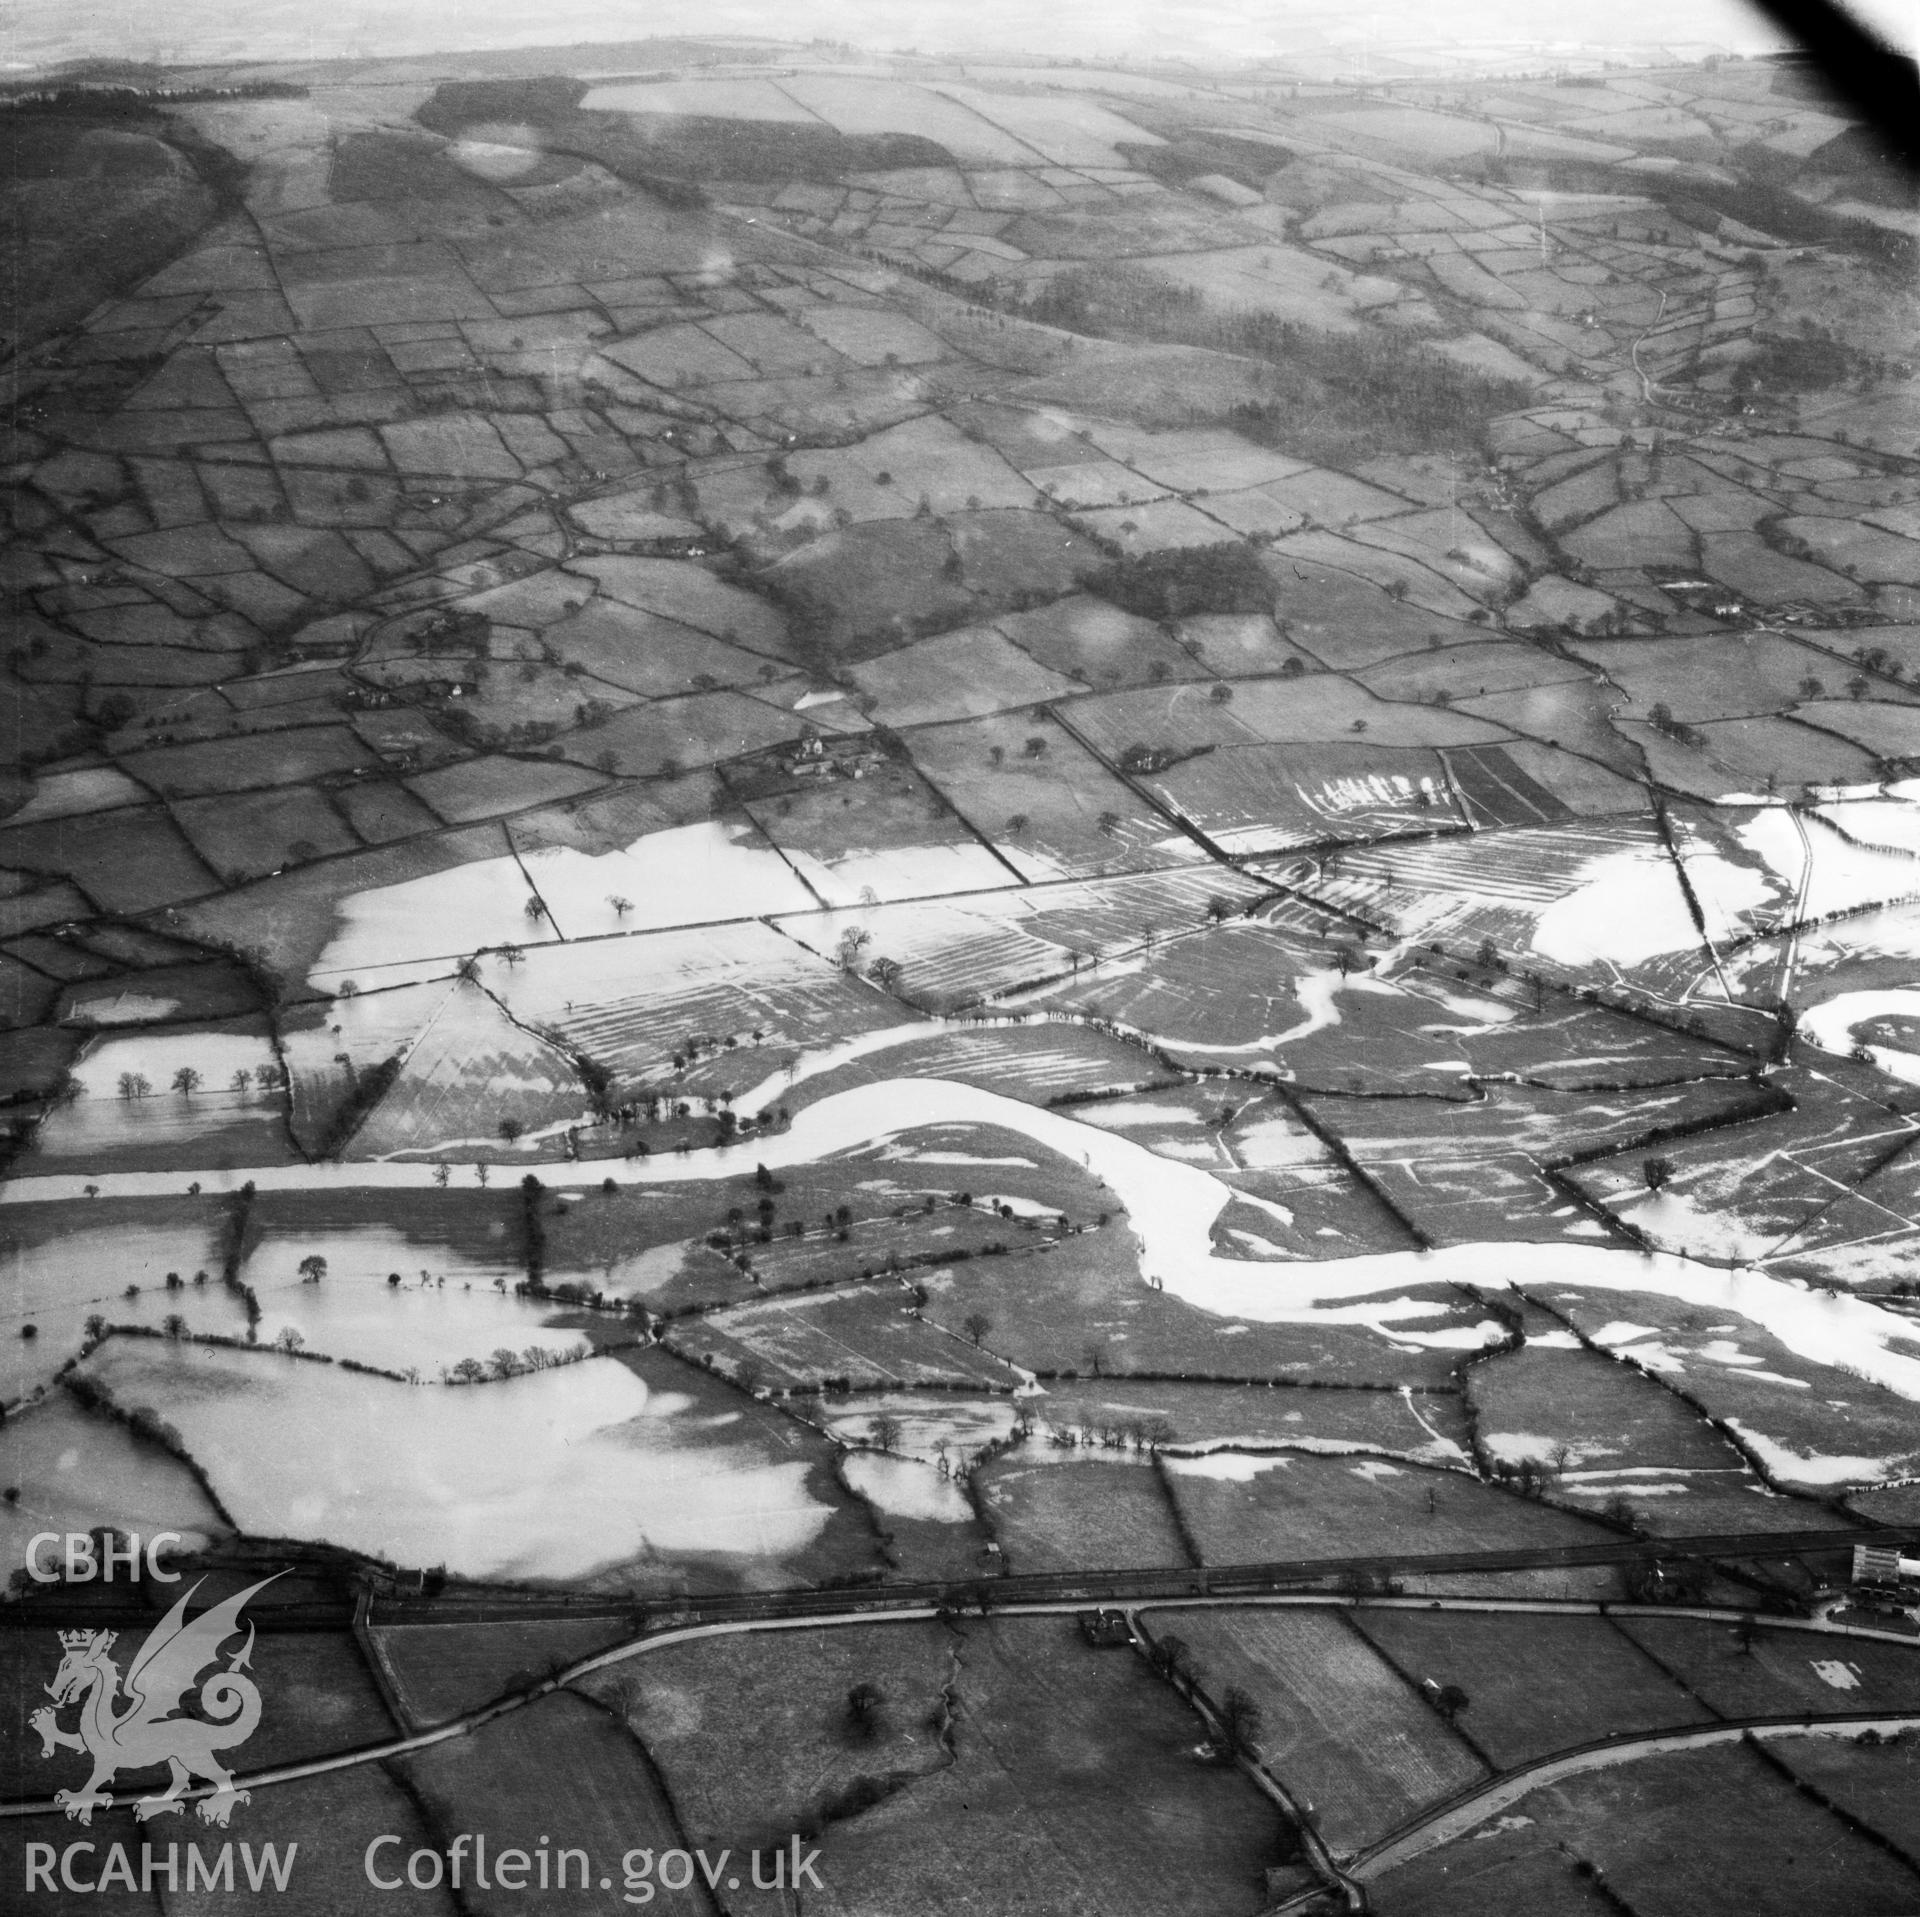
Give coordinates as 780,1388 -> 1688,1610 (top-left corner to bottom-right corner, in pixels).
1014,264 -> 1534,461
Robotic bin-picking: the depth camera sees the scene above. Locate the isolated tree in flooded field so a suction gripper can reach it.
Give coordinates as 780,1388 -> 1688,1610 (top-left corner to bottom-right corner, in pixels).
297,1254 -> 327,1285
432,1162 -> 451,1187
867,1410 -> 903,1453
867,955 -> 903,990
117,1072 -> 153,1101
836,925 -> 871,972
171,1066 -> 202,1098
524,896 -> 548,924
274,1326 -> 305,1356
230,1068 -> 252,1096
608,895 -> 632,918
964,1312 -> 992,1347
1642,1156 -> 1675,1193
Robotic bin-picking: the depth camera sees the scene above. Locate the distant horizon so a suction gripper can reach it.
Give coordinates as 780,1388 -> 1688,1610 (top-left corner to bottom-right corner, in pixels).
15,0 -> 1911,78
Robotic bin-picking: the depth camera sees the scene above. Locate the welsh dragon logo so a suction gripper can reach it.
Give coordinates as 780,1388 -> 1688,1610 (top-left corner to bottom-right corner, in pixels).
31,1575 -> 278,1827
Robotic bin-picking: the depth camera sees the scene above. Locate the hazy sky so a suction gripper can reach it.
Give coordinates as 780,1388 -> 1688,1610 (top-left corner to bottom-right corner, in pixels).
1,0 -> 1911,69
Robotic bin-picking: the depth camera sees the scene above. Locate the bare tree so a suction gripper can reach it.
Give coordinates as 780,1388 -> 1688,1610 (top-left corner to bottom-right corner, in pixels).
963,1311 -> 991,1347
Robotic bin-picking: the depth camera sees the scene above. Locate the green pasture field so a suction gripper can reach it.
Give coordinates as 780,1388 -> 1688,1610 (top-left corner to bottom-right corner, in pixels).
174,786 -> 359,883
397,1691 -> 706,1916
1776,1732 -> 1920,1863
757,518 -> 980,662
1212,676 -> 1510,749
918,1226 -> 1471,1388
995,594 -> 1208,690
583,1618 -> 957,1851
554,688 -> 807,778
0,807 -> 217,915
1632,714 -> 1880,799
1614,1616 -> 1920,1721
1355,640 -> 1590,704
406,755 -> 605,825
1572,631 -> 1913,724
334,780 -> 443,844
1033,1376 -> 1472,1457
374,1616 -> 635,1728
1457,679 -> 1644,775
664,1282 -> 1025,1391
120,728 -> 376,799
763,1615 -> 1291,1917
1495,1741 -> 1917,1917
901,710 -> 1200,881
1349,1609 -> 1710,1768
1163,1449 -> 1610,1566
1146,1605 -> 1484,1857
976,1454 -> 1192,1571
846,624 -> 1082,728
544,603 -> 779,699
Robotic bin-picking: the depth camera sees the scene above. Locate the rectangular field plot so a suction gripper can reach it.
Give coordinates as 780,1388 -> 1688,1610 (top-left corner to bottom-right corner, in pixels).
761,1615 -> 1294,1917
976,1454 -> 1192,1571
1140,741 -> 1465,853
1349,1610 -> 1710,1768
664,1282 -> 1027,1390
1615,1616 -> 1920,1721
1163,1450 -> 1610,1566
1149,1607 -> 1485,1856
774,865 -> 1274,1011
489,919 -> 903,1098
902,711 -> 1202,881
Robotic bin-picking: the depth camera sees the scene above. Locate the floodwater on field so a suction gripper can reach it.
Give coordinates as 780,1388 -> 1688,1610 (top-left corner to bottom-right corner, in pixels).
75,1341 -> 836,1583
842,1450 -> 975,1523
242,1223 -> 588,1377
307,820 -> 816,986
20,1077 -> 1920,1426
0,1388 -> 229,1580
0,1214 -> 243,1407
1800,987 -> 1920,1083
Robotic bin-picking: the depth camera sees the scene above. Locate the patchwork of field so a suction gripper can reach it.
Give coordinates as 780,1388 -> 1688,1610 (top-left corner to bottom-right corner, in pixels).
6,35 -> 1920,1917
1162,1449 -> 1611,1566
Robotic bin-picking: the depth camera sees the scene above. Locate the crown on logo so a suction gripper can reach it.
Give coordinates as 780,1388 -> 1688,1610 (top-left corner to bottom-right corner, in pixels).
58,1629 -> 110,1651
